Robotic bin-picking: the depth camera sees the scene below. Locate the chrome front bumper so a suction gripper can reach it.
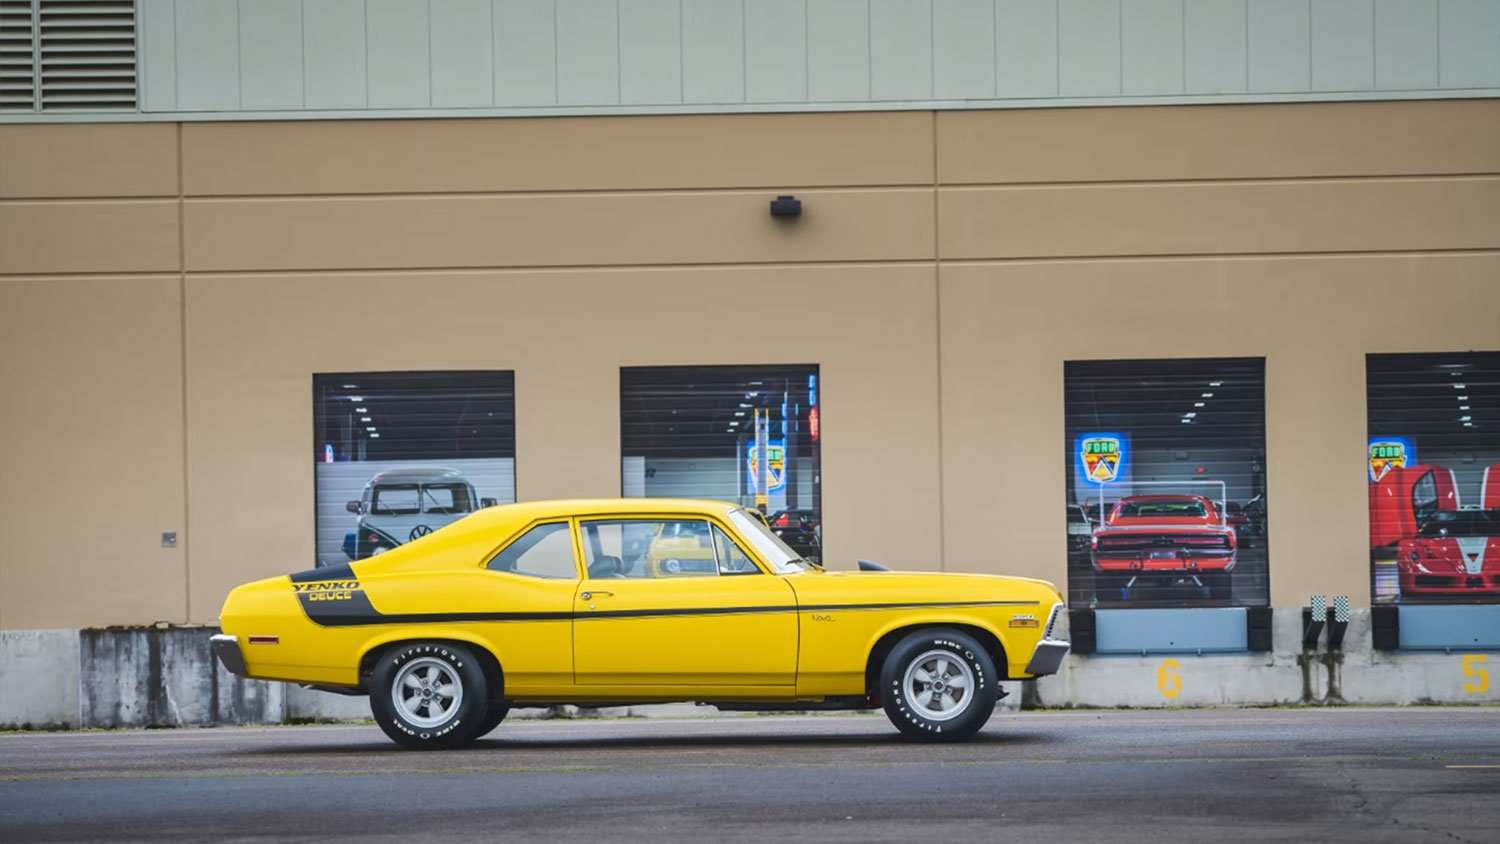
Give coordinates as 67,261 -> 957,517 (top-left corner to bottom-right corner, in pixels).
1024,602 -> 1070,676
1024,638 -> 1071,676
210,633 -> 247,677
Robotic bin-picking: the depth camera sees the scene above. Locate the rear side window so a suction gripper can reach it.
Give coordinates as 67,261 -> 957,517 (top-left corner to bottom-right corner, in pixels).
488,523 -> 578,579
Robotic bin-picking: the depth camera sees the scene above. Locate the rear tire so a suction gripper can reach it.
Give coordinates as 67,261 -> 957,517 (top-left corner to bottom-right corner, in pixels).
880,628 -> 998,742
370,642 -> 489,750
473,703 -> 510,740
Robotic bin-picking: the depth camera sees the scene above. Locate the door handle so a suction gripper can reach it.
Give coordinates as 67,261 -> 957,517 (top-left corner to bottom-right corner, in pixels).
580,591 -> 614,600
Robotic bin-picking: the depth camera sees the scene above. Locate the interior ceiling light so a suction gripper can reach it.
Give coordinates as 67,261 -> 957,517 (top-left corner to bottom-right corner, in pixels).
1457,395 -> 1469,401
1180,418 -> 1193,424
360,417 -> 372,422
366,426 -> 377,431
1460,416 -> 1472,422
355,407 -> 368,414
1454,384 -> 1467,389
349,396 -> 364,402
1460,405 -> 1471,410
1183,412 -> 1197,418
343,384 -> 357,389
1463,422 -> 1474,428
370,433 -> 381,438
1201,392 -> 1214,398
1194,402 -> 1205,408
734,411 -> 746,417
1209,381 -> 1223,387
738,403 -> 752,408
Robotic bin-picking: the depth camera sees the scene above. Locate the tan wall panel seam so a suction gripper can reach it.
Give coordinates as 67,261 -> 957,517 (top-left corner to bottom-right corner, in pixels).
0,273 -> 184,282
181,184 -> 934,200
0,195 -> 180,204
940,248 -> 1500,266
176,259 -> 942,278
938,172 -> 1500,189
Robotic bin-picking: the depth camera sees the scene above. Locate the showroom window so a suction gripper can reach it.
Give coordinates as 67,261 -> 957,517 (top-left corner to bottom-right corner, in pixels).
620,365 -> 822,563
1367,352 -> 1499,606
1064,358 -> 1269,608
312,371 -> 515,567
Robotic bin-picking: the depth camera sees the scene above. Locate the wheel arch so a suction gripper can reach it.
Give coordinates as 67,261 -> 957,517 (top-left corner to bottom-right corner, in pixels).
863,621 -> 1010,701
357,633 -> 505,702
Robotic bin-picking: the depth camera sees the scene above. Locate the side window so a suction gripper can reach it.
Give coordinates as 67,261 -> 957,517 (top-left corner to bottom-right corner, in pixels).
580,519 -> 718,578
487,522 -> 578,579
713,526 -> 760,575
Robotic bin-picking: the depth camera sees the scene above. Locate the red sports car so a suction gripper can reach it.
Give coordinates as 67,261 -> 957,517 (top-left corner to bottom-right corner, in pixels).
1397,509 -> 1500,597
1091,495 -> 1237,599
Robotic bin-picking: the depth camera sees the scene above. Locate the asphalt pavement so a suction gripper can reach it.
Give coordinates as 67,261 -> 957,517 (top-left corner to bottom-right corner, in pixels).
2,707 -> 1498,843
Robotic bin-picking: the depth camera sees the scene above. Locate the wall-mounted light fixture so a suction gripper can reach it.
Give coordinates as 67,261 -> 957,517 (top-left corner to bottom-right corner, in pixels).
769,195 -> 802,218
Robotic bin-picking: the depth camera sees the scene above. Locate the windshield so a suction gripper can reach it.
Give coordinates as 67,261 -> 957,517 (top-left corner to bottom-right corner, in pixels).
420,483 -> 473,515
1418,509 -> 1500,538
370,485 -> 420,515
729,509 -> 812,573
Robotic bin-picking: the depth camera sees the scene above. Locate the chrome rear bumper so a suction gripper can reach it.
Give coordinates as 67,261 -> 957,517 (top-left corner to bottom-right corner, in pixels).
210,633 -> 247,677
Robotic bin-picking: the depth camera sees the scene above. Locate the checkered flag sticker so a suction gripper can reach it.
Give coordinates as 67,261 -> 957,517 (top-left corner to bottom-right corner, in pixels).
1333,595 -> 1350,623
1311,595 -> 1326,618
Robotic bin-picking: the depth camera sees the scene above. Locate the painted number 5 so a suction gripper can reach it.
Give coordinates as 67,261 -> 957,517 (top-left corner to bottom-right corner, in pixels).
1157,658 -> 1182,699
1462,654 -> 1489,695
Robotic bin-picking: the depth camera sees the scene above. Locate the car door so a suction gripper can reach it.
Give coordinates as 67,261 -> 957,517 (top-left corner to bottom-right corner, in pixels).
571,516 -> 798,689
474,520 -> 581,696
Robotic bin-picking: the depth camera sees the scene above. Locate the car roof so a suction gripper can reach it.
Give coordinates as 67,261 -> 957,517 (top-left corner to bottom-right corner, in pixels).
367,467 -> 468,483
465,498 -> 742,528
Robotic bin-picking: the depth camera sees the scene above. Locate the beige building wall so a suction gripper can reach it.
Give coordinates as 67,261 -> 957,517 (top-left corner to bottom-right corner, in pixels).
1,101 -> 1496,628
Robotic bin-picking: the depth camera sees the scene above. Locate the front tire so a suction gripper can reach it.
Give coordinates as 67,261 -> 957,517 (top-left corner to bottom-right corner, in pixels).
880,628 -> 999,742
370,642 -> 489,750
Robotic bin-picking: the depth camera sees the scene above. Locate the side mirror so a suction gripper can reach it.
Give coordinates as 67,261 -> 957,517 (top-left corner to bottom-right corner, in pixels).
480,498 -> 498,508
346,501 -> 362,514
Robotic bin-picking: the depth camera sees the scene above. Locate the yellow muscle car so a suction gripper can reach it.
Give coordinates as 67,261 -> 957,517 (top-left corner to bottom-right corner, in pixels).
212,499 -> 1069,749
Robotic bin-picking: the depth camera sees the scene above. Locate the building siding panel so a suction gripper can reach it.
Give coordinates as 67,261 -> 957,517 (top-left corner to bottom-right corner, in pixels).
430,0 -> 495,107
807,0 -> 869,101
619,0 -> 682,105
182,189 -> 936,271
995,0 -> 1059,98
1311,0 -> 1375,91
1184,0 -> 1246,94
239,0 -> 306,110
303,0 -> 368,108
1059,0 -> 1122,96
175,0 -> 242,110
938,177 -> 1500,259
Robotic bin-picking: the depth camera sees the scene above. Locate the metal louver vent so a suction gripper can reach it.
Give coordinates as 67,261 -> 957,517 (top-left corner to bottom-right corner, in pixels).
0,0 -> 35,111
0,0 -> 135,113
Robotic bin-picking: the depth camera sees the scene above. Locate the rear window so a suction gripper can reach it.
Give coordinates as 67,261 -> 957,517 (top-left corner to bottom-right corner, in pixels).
1117,500 -> 1207,518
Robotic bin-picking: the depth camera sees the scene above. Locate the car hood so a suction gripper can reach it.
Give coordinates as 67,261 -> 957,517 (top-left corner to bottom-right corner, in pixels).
787,568 -> 1064,608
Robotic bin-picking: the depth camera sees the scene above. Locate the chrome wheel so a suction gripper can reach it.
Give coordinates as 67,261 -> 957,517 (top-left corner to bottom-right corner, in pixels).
902,649 -> 974,722
391,656 -> 464,729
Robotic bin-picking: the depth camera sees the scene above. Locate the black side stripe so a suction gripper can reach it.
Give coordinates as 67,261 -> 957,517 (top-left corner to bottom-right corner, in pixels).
298,599 -> 1038,628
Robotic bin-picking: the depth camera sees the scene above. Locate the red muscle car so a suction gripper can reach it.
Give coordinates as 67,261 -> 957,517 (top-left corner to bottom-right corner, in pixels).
1396,508 -> 1500,597
1091,495 -> 1237,599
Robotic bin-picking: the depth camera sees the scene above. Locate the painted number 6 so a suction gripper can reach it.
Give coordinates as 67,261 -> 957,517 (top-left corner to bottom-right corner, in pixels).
1461,654 -> 1489,695
1157,658 -> 1182,700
